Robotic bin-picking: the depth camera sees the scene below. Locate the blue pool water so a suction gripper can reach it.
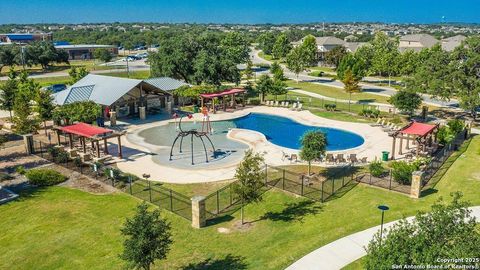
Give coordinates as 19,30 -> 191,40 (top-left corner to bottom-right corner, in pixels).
230,113 -> 364,150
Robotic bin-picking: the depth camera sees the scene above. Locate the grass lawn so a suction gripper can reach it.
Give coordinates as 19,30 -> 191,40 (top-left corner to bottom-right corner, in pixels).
160,179 -> 234,197
31,70 -> 151,87
258,51 -> 275,62
1,136 -> 479,269
286,80 -> 391,104
309,66 -> 336,73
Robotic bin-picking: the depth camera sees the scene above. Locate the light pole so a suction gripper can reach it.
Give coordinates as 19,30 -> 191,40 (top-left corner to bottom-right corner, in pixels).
377,205 -> 389,245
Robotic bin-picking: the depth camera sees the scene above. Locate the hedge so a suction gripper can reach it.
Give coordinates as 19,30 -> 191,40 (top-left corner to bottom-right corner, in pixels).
26,169 -> 68,186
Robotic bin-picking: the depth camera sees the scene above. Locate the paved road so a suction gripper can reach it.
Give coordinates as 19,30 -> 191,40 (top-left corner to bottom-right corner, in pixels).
286,206 -> 480,270
250,49 -> 459,109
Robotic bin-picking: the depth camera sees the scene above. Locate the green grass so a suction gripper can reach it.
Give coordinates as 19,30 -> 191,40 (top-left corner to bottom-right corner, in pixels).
309,66 -> 336,73
1,136 -> 479,270
32,70 -> 151,87
258,51 -> 275,62
286,80 -> 391,104
160,180 -> 234,197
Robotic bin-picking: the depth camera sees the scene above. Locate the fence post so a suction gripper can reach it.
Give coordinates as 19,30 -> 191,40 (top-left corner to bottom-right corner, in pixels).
369,173 -> 372,185
191,196 -> 206,229
389,170 -> 393,190
301,175 -> 304,196
129,176 -> 132,195
39,141 -> 43,158
264,165 -> 268,186
410,171 -> 424,199
282,169 -> 285,190
216,190 -> 220,214
332,179 -> 335,194
321,181 -> 324,202
148,181 -> 152,202
23,134 -> 34,154
170,190 -> 173,211
342,175 -> 345,187
229,184 -> 232,205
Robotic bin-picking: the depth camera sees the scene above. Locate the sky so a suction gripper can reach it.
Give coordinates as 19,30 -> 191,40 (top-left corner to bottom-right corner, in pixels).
1,0 -> 479,24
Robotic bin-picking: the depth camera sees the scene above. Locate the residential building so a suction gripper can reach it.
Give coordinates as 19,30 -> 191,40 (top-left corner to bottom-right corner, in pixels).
399,34 -> 439,52
441,35 -> 466,51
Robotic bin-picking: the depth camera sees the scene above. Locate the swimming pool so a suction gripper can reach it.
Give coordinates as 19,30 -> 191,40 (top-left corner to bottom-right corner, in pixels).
231,113 -> 364,150
138,113 -> 364,152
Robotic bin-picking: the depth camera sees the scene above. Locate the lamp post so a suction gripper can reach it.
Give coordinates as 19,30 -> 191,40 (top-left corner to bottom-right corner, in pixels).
377,205 -> 389,245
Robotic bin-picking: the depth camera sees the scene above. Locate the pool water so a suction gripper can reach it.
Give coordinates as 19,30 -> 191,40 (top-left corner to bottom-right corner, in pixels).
230,113 -> 364,150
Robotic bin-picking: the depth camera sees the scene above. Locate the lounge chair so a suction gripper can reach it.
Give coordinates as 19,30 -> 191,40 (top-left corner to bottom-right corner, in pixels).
290,103 -> 297,110
335,154 -> 346,163
370,118 -> 383,127
284,101 -> 289,108
360,157 -> 368,164
348,154 -> 359,164
325,153 -> 335,164
296,103 -> 303,111
280,101 -> 285,107
382,123 -> 394,132
274,101 -> 279,107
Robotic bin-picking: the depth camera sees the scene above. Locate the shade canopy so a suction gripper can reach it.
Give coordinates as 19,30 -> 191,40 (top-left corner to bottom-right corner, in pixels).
399,122 -> 437,136
200,88 -> 246,99
59,123 -> 113,138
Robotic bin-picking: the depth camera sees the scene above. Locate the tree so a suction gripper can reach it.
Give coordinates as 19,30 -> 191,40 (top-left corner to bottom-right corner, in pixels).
286,46 -> 307,82
397,49 -> 419,76
244,59 -> 254,83
120,203 -> 173,270
342,69 -> 362,112
0,70 -> 18,120
0,45 -> 18,73
35,89 -> 55,135
370,32 -> 400,85
257,32 -> 276,55
68,66 -> 89,84
337,53 -> 366,81
272,34 -> 291,59
270,61 -> 284,81
270,78 -> 288,100
354,44 -> 375,75
13,75 -> 40,134
93,48 -> 113,63
389,89 -> 422,117
256,74 -> 273,103
300,35 -> 318,66
220,32 -> 250,64
53,101 -> 101,124
299,130 -> 327,175
232,149 -> 266,224
365,193 -> 480,269
325,45 -> 347,69
24,42 -> 69,70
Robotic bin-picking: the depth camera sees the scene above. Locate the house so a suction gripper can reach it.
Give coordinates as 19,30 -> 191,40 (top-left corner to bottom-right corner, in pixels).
315,36 -> 346,53
53,74 -> 178,119
399,34 -> 439,52
441,35 -> 466,52
345,42 -> 367,53
54,44 -> 119,60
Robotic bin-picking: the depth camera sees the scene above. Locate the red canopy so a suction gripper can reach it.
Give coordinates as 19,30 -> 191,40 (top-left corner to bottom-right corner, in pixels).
400,122 -> 437,136
200,88 -> 246,99
59,123 -> 113,138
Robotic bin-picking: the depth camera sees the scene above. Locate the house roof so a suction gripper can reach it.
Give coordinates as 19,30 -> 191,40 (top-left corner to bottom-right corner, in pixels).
315,36 -> 346,46
345,42 -> 367,53
441,35 -> 466,52
143,77 -> 189,92
399,122 -> 438,137
400,34 -> 438,48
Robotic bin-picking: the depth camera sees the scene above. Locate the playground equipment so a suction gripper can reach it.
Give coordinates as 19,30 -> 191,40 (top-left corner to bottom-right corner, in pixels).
169,111 -> 216,165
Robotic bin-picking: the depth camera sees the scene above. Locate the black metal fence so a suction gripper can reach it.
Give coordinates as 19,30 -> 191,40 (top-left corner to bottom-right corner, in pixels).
354,170 -> 411,194
31,140 -> 192,220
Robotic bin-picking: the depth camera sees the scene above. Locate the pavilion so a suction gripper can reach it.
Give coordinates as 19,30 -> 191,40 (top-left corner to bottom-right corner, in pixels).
200,88 -> 246,113
55,122 -> 126,160
390,122 -> 439,160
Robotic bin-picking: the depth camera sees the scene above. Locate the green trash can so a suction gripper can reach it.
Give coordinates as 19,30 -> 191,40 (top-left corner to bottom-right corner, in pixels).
382,151 -> 389,161
193,105 -> 199,113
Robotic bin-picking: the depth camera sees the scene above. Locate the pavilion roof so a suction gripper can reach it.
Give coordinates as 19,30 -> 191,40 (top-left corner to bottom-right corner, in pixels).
399,122 -> 438,137
59,123 -> 113,138
200,88 -> 246,99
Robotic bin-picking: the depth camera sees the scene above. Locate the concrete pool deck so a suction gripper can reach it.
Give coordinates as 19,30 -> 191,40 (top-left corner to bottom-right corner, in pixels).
115,106 -> 394,183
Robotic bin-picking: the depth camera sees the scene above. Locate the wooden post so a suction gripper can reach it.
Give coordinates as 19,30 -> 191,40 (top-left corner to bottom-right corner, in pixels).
82,138 -> 87,153
399,136 -> 403,155
200,97 -> 204,108
391,136 -> 396,160
117,136 -> 123,158
406,134 -> 410,149
104,138 -> 109,154
242,92 -> 246,107
56,130 -> 61,145
68,133 -> 73,148
96,140 -> 100,158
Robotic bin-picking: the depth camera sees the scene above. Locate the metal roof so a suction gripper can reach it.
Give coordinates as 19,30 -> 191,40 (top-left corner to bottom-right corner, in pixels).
143,77 -> 189,91
64,85 -> 94,104
7,34 -> 33,41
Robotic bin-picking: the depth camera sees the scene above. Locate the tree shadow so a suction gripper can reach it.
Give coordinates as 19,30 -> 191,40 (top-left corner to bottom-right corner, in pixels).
181,254 -> 247,270
260,200 -> 323,223
205,214 -> 235,226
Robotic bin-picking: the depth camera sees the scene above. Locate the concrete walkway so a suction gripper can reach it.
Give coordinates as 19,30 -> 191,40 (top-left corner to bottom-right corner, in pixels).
286,206 -> 480,270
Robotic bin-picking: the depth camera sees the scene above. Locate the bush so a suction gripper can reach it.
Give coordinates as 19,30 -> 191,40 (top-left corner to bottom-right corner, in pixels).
447,119 -> 465,135
369,160 -> 385,177
26,169 -> 68,186
104,167 -> 121,179
248,98 -> 261,105
324,103 -> 337,111
391,161 -> 416,185
15,166 -> 26,175
437,126 -> 455,145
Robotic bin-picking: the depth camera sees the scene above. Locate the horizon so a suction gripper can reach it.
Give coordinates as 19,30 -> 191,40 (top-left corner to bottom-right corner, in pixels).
1,0 -> 479,25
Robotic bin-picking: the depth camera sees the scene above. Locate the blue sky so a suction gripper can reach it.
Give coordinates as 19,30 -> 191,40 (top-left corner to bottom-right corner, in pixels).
1,0 -> 479,24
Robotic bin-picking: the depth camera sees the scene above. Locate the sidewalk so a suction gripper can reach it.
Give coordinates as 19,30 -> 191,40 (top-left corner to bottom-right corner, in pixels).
286,206 -> 480,270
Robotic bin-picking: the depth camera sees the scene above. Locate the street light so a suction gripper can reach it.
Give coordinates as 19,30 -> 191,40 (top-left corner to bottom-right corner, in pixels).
377,205 -> 389,245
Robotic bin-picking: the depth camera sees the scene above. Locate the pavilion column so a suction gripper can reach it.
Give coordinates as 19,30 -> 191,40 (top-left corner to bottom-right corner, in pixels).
117,136 -> 123,159
242,93 -> 246,107
399,136 -> 403,155
82,138 -> 87,153
56,130 -> 61,145
68,133 -> 73,149
104,138 -> 109,154
416,137 -> 420,157
96,140 -> 100,158
213,99 -> 216,114
406,134 -> 410,149
391,136 -> 396,160
200,97 -> 204,108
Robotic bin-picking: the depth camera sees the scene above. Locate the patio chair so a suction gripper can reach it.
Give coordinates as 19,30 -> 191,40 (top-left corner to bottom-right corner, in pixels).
382,122 -> 394,132
360,157 -> 368,164
370,118 -> 383,127
325,153 -> 335,164
296,103 -> 303,111
274,101 -> 279,107
335,154 -> 346,163
280,101 -> 285,107
284,101 -> 289,108
348,154 -> 359,164
290,103 -> 297,110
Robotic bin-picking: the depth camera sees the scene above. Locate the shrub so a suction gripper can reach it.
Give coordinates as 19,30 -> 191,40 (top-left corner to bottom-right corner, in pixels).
369,160 -> 385,177
73,157 -> 83,167
26,169 -> 68,186
360,108 -> 381,118
447,119 -> 464,135
437,126 -> 455,145
15,166 -> 26,175
248,98 -> 261,105
324,103 -> 337,111
391,161 -> 416,185
104,167 -> 122,179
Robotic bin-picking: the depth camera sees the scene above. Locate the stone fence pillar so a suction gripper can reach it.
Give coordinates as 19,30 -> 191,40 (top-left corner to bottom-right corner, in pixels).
139,106 -> 146,120
23,134 -> 34,154
191,196 -> 206,229
110,111 -> 117,126
410,171 -> 424,199
166,101 -> 173,114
